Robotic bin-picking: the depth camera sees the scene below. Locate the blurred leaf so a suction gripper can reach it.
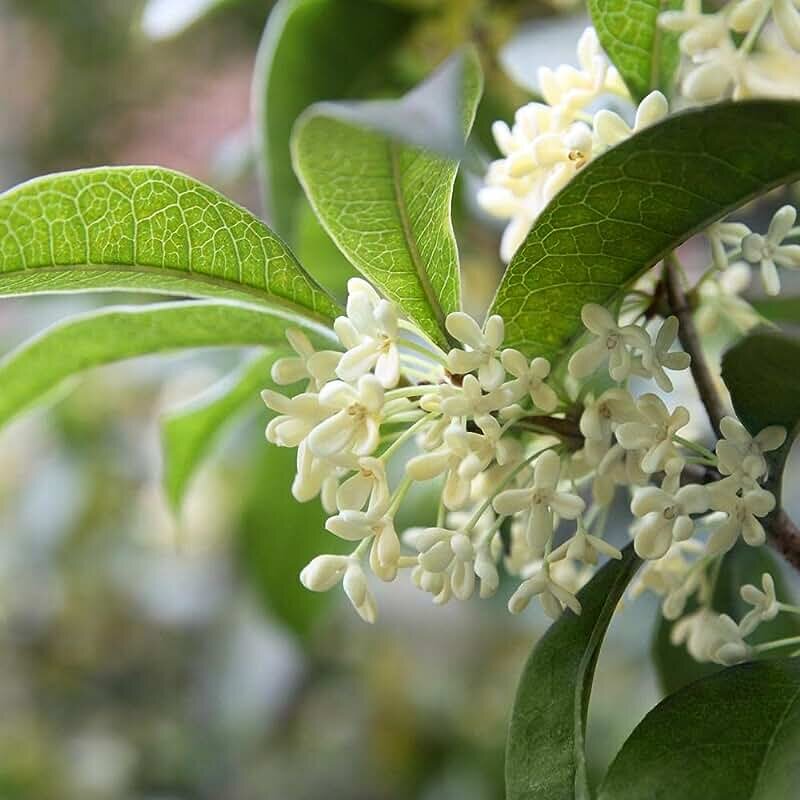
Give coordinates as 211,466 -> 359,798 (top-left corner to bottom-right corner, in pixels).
161,350 -> 276,511
653,542 -> 800,695
0,167 -> 340,324
506,546 -> 640,800
753,296 -> 800,324
490,101 -> 800,361
293,49 -> 483,347
254,0 -> 414,239
0,300 -> 319,429
598,659 -> 800,799
588,0 -> 681,100
237,443 -> 347,638
721,330 -> 800,501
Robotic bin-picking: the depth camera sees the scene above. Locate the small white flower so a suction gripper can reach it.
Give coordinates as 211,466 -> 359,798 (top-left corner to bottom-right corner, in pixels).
579,388 -> 638,465
308,375 -> 384,459
593,90 -> 669,150
292,440 -> 338,512
705,219 -> 751,270
271,328 -> 341,390
696,262 -> 759,334
641,316 -> 691,393
500,349 -> 558,412
508,562 -> 582,619
454,415 -> 518,482
336,456 -> 390,511
300,555 -> 377,623
334,277 -> 401,388
406,424 -> 474,510
715,416 -> 787,481
568,303 -> 652,382
445,313 -> 505,389
616,393 -> 689,474
740,572 -> 780,636
493,450 -> 585,556
592,443 -> 649,506
630,483 -> 709,560
262,390 -> 330,448
671,608 -> 751,665
706,483 -> 777,553
549,521 -> 622,565
439,374 -> 509,418
343,560 -> 378,623
659,5 -> 729,57
740,205 -> 800,295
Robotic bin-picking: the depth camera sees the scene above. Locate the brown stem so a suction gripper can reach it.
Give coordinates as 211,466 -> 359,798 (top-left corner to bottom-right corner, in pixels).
664,254 -> 727,438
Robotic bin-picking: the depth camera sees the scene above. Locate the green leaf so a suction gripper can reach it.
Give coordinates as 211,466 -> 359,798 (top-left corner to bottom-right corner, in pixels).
490,100 -> 800,361
161,350 -> 275,511
753,296 -> 800,324
0,166 -> 340,324
506,546 -> 640,800
237,443 -> 347,638
292,49 -> 484,348
653,542 -> 800,695
0,300 -> 332,430
721,330 -> 800,501
588,0 -> 682,100
599,659 -> 800,800
254,0 -> 413,239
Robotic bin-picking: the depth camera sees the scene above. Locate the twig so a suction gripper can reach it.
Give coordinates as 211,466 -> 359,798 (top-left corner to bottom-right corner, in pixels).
664,254 -> 727,437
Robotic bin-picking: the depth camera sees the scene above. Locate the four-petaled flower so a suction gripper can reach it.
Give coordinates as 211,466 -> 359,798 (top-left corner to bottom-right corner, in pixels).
740,205 -> 800,295
739,572 -> 780,636
446,313 -> 506,390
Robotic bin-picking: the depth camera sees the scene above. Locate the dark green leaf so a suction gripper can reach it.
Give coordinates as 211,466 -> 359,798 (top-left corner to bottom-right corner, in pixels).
599,659 -> 800,800
292,49 -> 484,348
753,296 -> 800,325
161,350 -> 275,511
0,166 -> 340,324
0,300 -> 331,430
506,546 -> 640,800
490,101 -> 800,362
588,0 -> 681,100
254,0 -> 413,239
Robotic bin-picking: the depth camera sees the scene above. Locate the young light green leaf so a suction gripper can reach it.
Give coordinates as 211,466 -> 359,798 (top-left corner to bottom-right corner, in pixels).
254,0 -> 413,239
292,49 -> 484,348
0,300 -> 333,430
161,350 -> 276,511
506,546 -> 640,800
0,166 -> 340,324
599,659 -> 800,800
653,542 -> 800,695
721,330 -> 800,502
588,0 -> 681,99
490,101 -> 800,362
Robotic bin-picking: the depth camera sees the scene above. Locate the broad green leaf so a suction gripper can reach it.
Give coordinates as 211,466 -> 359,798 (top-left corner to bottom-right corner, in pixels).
653,542 -> 800,695
0,300 -> 332,429
506,546 -> 640,800
753,296 -> 800,324
599,659 -> 800,800
588,0 -> 681,100
254,0 -> 413,239
161,350 -> 276,511
0,166 -> 340,324
490,101 -> 800,361
292,49 -> 484,348
237,443 -> 347,638
721,330 -> 800,501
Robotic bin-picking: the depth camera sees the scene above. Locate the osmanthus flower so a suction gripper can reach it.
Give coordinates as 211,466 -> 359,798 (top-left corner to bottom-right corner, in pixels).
439,374 -> 510,418
262,390 -> 330,448
454,415 -> 520,482
630,482 -> 710,560
500,349 -> 558,412
591,443 -> 650,506
568,303 -> 652,382
307,375 -> 385,459
705,218 -> 751,270
642,316 -> 692,393
715,415 -> 787,481
592,90 -> 669,150
579,387 -> 638,465
739,572 -> 780,635
335,456 -> 390,512
334,277 -> 401,388
493,450 -> 585,557
507,561 -> 582,619
740,205 -> 800,295
730,0 -> 800,50
271,327 -> 341,390
549,520 -> 622,565
706,483 -> 777,553
292,440 -> 338,512
445,312 -> 505,390
671,608 -> 752,665
616,393 -> 689,475
301,555 -> 377,624
695,262 -> 760,334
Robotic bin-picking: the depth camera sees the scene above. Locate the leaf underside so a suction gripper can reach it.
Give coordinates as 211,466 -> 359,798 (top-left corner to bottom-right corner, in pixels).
490,100 -> 800,363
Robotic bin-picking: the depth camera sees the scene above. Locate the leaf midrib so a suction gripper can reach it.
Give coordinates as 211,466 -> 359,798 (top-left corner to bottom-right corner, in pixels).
388,140 -> 451,344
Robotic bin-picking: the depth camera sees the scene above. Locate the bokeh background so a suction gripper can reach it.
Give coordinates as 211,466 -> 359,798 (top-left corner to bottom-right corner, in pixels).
0,1 -> 797,798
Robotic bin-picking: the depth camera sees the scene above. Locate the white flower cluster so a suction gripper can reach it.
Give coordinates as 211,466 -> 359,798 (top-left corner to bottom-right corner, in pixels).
660,0 -> 800,103
478,27 -> 669,262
